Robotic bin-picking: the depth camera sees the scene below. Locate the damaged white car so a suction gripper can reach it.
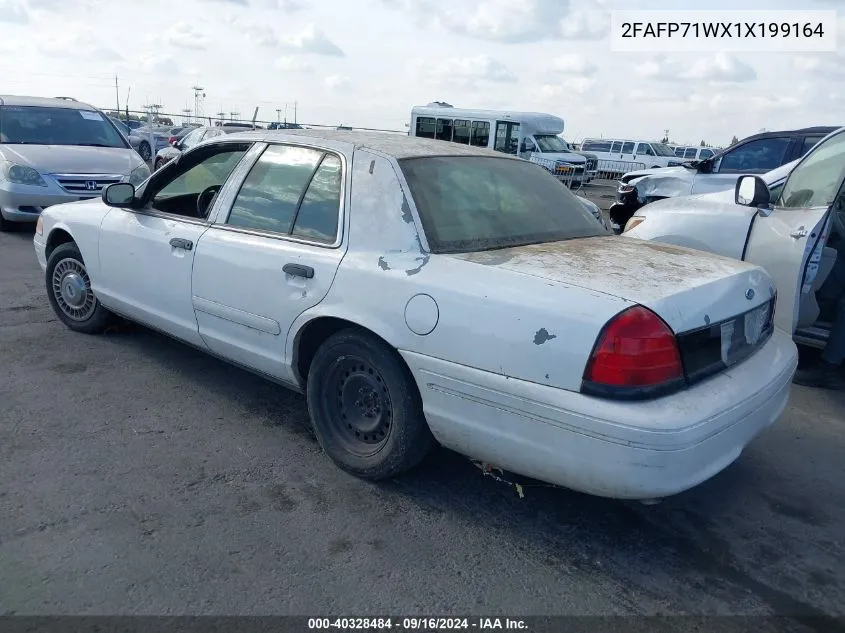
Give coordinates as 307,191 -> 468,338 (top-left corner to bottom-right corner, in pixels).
34,130 -> 798,500
609,126 -> 837,231
625,126 -> 845,352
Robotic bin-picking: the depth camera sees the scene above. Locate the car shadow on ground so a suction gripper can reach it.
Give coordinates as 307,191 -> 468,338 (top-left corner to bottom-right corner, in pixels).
94,319 -> 844,624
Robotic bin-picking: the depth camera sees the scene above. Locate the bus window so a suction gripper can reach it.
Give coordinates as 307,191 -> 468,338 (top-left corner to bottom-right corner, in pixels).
416,117 -> 435,139
453,120 -> 471,144
436,118 -> 453,141
470,121 -> 490,147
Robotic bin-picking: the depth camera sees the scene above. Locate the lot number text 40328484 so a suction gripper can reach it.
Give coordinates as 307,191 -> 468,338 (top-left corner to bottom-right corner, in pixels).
610,10 -> 837,52
307,618 -> 528,630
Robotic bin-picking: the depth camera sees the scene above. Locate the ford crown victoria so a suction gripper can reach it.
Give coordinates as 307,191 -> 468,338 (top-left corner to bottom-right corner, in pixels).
33,130 -> 798,500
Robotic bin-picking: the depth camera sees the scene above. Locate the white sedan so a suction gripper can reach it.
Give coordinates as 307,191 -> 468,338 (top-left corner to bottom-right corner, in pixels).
33,130 -> 798,500
625,126 -> 845,352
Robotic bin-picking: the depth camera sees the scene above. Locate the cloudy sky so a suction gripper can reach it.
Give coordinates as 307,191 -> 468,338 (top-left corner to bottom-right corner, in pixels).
0,0 -> 840,146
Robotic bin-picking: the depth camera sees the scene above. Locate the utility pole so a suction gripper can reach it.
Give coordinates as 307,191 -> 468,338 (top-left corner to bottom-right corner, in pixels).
192,85 -> 205,120
294,101 -> 297,124
115,75 -> 120,118
276,108 -> 281,123
229,111 -> 240,122
125,86 -> 131,120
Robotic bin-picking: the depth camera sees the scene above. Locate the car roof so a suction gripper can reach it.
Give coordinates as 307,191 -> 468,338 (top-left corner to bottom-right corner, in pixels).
738,126 -> 840,144
0,94 -> 97,110
219,129 -> 519,160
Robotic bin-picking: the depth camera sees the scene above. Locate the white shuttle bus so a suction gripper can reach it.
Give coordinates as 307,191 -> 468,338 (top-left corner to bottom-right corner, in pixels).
409,104 -> 588,187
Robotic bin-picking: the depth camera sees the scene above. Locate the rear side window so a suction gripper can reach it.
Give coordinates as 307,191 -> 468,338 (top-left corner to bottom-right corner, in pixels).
621,141 -> 635,154
291,154 -> 342,243
683,148 -> 698,159
399,156 -> 606,254
415,117 -> 435,139
226,144 -> 323,234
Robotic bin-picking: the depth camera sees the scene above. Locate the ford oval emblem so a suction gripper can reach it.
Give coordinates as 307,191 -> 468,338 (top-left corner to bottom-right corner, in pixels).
746,289 -> 755,301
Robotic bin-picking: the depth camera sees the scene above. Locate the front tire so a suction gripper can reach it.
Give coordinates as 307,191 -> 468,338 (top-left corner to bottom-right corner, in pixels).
306,328 -> 435,479
138,141 -> 152,162
45,242 -> 113,334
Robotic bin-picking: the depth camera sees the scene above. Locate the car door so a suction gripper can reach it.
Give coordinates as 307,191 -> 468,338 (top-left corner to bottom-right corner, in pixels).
693,136 -> 793,195
744,129 -> 845,333
97,140 -> 252,346
190,141 -> 348,384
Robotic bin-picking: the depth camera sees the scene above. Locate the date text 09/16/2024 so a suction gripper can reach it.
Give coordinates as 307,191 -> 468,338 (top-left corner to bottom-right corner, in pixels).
307,618 -> 528,630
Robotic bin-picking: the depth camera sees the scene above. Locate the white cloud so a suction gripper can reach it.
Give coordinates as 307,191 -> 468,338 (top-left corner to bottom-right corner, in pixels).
275,56 -> 315,72
793,54 -> 845,79
683,53 -> 756,83
239,22 -> 279,47
157,21 -> 210,50
136,53 -> 181,76
324,75 -> 351,90
0,0 -> 28,23
278,0 -> 305,10
420,55 -> 517,87
633,53 -> 756,84
551,54 -> 596,75
382,0 -> 607,43
280,24 -> 345,56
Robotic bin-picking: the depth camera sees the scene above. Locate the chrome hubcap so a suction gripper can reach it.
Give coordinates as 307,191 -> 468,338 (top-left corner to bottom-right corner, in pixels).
52,258 -> 96,321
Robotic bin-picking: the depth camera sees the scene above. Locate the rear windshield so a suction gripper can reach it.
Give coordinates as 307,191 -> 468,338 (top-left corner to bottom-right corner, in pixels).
0,106 -> 128,148
399,156 -> 607,254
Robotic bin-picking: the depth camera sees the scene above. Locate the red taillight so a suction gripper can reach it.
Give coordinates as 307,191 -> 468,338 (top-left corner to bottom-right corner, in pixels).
168,136 -> 177,144
583,306 -> 683,393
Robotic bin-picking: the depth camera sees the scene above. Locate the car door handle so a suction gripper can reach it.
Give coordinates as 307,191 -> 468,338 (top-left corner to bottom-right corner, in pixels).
790,226 -> 808,239
169,237 -> 193,250
283,263 -> 314,279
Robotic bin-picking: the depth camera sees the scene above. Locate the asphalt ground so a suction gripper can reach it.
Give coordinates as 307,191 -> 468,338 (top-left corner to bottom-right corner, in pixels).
1,224 -> 843,630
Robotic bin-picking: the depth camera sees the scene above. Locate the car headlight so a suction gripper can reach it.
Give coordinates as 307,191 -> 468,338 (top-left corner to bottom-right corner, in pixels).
624,216 -> 646,232
0,161 -> 47,187
127,164 -> 151,186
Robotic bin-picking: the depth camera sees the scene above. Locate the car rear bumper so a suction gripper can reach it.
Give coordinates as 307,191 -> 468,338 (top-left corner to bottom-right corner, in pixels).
401,328 -> 797,500
0,185 -> 97,223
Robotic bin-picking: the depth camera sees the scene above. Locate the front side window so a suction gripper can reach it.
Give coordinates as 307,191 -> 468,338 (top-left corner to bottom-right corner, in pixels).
718,137 -> 791,174
227,144 -> 324,233
150,144 -> 246,205
636,143 -> 653,156
0,106 -> 127,148
399,156 -> 606,254
778,131 -> 845,209
699,149 -> 715,159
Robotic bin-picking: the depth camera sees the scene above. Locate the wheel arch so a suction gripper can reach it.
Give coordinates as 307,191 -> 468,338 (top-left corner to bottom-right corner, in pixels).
45,226 -> 77,260
290,312 -> 415,393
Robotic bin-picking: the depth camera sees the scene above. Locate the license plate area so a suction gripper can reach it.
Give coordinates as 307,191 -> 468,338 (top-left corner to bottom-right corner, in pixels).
678,299 -> 775,384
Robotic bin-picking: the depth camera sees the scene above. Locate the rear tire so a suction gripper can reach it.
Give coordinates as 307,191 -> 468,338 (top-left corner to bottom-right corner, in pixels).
45,242 -> 113,334
306,328 -> 435,479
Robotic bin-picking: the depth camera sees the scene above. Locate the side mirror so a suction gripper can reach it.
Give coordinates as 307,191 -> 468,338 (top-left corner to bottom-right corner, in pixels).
735,175 -> 770,209
102,182 -> 135,208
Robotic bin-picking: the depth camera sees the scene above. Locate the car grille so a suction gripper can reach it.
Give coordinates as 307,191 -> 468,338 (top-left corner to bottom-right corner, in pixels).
677,297 -> 775,385
53,174 -> 124,196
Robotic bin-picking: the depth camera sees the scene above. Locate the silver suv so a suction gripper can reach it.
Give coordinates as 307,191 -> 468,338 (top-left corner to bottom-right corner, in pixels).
0,95 -> 150,231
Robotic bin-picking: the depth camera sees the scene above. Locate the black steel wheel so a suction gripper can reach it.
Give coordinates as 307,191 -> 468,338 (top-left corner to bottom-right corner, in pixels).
45,242 -> 113,334
306,328 -> 434,479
